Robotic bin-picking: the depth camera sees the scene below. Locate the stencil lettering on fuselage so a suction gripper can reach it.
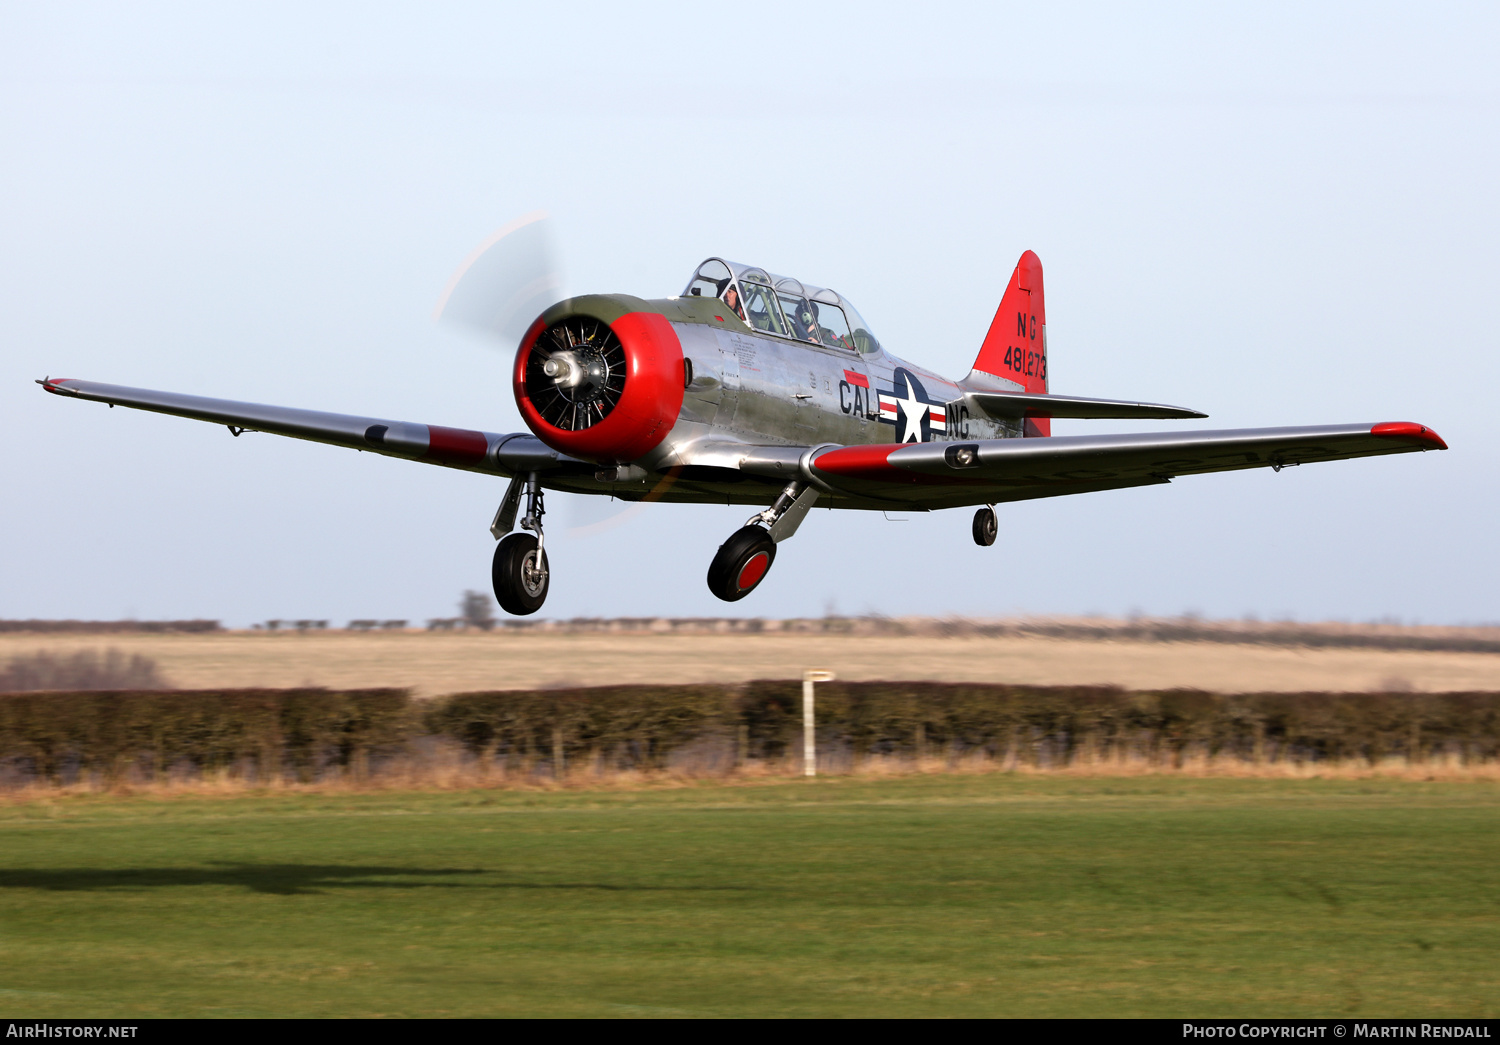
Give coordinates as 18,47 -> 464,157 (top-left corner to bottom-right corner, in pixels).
877,368 -> 949,444
837,368 -> 876,422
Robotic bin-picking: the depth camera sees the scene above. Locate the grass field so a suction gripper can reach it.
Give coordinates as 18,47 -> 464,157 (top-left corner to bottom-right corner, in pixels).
0,776 -> 1496,1017
4,630 -> 1500,696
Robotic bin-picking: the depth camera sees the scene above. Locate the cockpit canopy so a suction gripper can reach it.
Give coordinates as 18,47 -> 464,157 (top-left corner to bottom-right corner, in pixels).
684,258 -> 882,355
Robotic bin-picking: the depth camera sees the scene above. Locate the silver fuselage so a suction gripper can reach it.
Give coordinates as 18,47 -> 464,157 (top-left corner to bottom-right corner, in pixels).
540,315 -> 1022,510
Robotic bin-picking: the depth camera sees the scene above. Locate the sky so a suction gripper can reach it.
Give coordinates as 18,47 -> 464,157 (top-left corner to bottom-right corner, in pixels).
2,2 -> 1496,627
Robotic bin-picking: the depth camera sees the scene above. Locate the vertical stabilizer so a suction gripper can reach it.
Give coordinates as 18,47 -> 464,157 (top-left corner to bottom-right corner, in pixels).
966,251 -> 1049,436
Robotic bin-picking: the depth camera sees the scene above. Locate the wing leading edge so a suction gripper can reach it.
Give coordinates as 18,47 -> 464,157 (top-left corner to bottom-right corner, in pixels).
37,378 -> 589,478
807,423 -> 1446,510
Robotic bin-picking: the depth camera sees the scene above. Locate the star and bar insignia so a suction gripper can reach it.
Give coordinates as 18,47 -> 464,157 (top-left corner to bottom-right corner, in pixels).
877,368 -> 948,443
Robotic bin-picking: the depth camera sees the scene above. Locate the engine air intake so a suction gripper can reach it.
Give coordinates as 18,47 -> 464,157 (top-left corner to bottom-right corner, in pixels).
513,300 -> 685,464
524,317 -> 628,431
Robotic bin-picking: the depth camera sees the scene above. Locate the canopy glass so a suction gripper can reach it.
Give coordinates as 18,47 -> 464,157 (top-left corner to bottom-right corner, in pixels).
684,258 -> 881,354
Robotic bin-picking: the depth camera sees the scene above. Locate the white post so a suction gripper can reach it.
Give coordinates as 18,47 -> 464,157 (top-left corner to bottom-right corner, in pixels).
802,670 -> 835,777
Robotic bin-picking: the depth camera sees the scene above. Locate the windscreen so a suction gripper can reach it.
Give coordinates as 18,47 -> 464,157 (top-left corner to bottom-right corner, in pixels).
685,259 -> 732,299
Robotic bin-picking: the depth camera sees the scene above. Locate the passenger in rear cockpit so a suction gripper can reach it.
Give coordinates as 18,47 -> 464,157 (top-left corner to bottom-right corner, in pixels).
793,301 -> 824,345
809,302 -> 851,350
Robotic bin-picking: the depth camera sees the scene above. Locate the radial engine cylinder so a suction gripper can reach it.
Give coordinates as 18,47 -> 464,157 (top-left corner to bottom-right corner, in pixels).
513,295 -> 685,465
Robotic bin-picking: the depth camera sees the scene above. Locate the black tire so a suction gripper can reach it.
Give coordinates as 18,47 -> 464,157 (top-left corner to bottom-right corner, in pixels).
493,533 -> 550,615
707,525 -> 777,602
972,506 -> 998,547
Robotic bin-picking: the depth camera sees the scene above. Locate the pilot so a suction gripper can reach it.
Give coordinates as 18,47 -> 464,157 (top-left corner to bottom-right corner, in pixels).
720,282 -> 746,321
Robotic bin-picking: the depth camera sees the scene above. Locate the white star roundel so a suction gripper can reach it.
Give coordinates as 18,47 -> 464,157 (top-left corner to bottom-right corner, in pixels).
876,368 -> 948,443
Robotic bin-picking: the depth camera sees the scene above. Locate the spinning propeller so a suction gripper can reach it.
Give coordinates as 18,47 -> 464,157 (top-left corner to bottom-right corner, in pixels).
433,211 -> 562,347
433,213 -> 648,534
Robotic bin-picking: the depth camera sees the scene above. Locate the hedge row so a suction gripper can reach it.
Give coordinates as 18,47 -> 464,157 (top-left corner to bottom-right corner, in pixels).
426,685 -> 729,770
3,683 -> 1499,785
0,689 -> 410,783
430,683 -> 1500,768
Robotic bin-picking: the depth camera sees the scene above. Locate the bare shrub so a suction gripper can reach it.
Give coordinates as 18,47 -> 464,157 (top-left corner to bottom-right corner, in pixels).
0,649 -> 168,692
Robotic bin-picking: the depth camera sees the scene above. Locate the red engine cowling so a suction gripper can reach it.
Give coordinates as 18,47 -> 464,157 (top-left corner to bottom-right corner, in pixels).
513,296 -> 685,465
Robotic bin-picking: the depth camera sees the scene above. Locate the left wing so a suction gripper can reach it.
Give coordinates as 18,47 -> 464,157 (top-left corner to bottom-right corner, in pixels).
37,377 -> 592,478
801,423 -> 1446,510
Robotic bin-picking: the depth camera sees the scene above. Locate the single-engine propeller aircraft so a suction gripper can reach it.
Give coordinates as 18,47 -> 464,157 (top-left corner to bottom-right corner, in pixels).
39,247 -> 1446,615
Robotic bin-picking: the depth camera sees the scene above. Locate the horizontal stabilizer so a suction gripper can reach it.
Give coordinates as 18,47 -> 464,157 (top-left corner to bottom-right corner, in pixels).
967,391 -> 1207,421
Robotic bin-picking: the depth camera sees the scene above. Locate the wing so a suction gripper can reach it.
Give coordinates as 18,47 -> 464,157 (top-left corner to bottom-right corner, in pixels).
37,377 -> 592,478
801,423 -> 1447,510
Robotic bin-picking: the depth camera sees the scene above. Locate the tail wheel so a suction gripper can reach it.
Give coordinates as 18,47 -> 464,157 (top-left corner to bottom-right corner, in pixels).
972,506 -> 998,547
707,525 -> 777,602
493,532 -> 550,615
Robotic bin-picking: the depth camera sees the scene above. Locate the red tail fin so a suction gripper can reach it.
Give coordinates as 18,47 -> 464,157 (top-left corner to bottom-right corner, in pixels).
970,251 -> 1049,436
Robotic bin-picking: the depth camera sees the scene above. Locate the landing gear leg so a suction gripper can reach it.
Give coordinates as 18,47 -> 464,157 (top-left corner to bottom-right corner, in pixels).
973,504 -> 997,547
493,472 -> 550,615
706,481 -> 819,602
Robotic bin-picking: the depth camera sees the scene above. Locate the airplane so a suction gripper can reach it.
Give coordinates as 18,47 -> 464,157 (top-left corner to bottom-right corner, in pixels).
38,248 -> 1446,615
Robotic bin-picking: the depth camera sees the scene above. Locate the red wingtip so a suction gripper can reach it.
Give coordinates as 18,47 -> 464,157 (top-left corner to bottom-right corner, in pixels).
1371,421 -> 1447,450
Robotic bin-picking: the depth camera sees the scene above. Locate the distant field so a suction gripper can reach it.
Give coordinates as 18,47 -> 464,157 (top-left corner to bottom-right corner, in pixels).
3,630 -> 1500,696
0,776 -> 1495,1017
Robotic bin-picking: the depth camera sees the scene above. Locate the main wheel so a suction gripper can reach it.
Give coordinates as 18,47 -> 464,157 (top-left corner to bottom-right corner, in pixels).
493,533 -> 550,615
972,506 -> 998,547
707,525 -> 777,602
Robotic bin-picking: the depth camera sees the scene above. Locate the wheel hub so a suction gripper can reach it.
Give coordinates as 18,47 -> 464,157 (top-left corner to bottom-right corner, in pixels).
736,551 -> 771,591
520,550 -> 548,597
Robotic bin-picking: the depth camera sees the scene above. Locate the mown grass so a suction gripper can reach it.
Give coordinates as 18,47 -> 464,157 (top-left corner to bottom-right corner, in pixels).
0,775 -> 1495,1017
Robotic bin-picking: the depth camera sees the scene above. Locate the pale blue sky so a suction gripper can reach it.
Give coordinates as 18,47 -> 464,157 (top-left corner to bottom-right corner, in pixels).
3,2 -> 1495,625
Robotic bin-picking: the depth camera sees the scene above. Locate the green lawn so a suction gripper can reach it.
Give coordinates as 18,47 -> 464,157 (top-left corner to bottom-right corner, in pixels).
0,775 -> 1495,1017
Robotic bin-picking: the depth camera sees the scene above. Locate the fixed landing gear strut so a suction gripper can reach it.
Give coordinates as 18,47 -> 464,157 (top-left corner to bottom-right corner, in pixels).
491,472 -> 550,615
707,481 -> 819,602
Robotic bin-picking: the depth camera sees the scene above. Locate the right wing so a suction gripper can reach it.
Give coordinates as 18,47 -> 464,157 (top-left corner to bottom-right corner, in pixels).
803,422 -> 1447,510
37,378 -> 592,478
